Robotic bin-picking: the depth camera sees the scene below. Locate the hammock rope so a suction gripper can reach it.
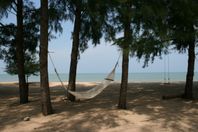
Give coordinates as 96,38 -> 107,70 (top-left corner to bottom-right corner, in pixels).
49,53 -> 68,94
163,53 -> 170,84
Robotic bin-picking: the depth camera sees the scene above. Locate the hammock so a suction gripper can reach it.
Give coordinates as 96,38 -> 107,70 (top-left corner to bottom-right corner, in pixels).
49,52 -> 120,100
68,66 -> 116,99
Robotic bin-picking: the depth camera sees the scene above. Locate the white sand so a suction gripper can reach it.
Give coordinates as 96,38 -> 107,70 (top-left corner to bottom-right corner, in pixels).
0,82 -> 198,132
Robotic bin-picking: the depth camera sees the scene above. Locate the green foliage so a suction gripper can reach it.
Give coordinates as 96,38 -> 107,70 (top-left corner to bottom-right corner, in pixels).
0,0 -> 40,77
166,0 -> 198,51
5,54 -> 39,77
105,0 -> 167,67
0,23 -> 15,60
0,0 -> 13,19
77,0 -> 112,53
136,0 -> 198,65
49,0 -> 111,53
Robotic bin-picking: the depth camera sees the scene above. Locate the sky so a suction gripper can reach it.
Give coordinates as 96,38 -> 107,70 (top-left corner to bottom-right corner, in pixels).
0,20 -> 197,74
0,2 -> 197,74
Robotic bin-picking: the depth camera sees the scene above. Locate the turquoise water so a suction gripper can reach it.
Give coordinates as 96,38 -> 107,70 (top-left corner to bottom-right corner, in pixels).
0,72 -> 198,82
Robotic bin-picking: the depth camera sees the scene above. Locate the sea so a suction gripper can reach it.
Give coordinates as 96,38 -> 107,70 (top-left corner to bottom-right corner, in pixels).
0,72 -> 198,83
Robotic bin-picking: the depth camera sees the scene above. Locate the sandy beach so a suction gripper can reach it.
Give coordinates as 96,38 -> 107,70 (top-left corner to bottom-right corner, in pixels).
0,81 -> 198,132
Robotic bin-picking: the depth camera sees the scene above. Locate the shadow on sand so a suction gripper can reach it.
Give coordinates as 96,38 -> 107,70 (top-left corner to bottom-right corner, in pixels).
0,82 -> 197,131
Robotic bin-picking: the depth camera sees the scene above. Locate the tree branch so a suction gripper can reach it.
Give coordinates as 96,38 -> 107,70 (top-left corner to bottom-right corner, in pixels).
0,22 -> 4,27
7,9 -> 16,16
13,0 -> 17,7
24,9 -> 37,13
10,3 -> 17,13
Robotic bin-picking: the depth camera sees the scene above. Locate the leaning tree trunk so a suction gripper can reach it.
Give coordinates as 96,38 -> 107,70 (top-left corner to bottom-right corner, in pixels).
40,0 -> 53,115
184,40 -> 195,99
16,0 -> 28,104
67,5 -> 81,102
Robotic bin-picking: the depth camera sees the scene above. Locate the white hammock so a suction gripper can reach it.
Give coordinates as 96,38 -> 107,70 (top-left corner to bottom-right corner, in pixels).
49,52 -> 120,100
68,67 -> 116,99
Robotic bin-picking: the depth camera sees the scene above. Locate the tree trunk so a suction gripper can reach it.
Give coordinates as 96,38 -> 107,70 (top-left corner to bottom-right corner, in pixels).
184,40 -> 195,99
118,48 -> 129,109
118,9 -> 131,109
67,5 -> 81,102
40,0 -> 53,115
16,0 -> 28,104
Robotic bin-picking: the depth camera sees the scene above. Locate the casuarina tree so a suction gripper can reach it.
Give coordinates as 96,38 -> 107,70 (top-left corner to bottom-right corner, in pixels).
165,0 -> 198,99
40,0 -> 53,115
0,0 -> 39,104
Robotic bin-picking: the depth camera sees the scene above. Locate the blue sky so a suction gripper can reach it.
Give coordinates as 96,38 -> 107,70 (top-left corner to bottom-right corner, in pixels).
0,20 -> 195,74
0,2 -> 197,74
47,34 -> 195,73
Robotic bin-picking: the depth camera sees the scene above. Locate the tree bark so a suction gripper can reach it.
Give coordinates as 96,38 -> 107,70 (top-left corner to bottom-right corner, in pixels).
40,0 -> 53,115
184,40 -> 195,99
118,48 -> 129,109
67,5 -> 81,102
16,0 -> 28,104
118,7 -> 131,109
